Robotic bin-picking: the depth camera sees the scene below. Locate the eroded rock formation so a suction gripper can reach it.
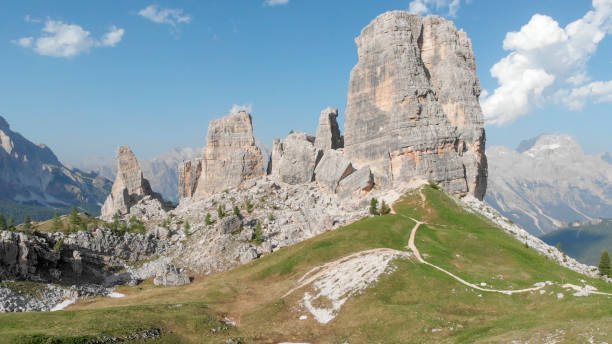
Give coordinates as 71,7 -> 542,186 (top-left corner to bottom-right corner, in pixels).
270,132 -> 322,185
101,146 -> 166,220
179,111 -> 265,200
343,11 -> 487,199
314,107 -> 343,151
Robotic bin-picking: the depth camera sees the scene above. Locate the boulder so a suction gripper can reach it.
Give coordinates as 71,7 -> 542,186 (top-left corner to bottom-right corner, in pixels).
191,111 -> 265,198
314,149 -> 354,193
100,146 -> 167,221
218,215 -> 243,234
270,132 -> 322,184
343,12 -> 487,199
153,264 -> 190,286
314,108 -> 343,150
337,166 -> 374,199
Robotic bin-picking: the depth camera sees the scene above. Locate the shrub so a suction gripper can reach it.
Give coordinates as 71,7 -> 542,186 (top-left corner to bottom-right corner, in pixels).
205,213 -> 212,226
253,221 -> 264,244
52,239 -> 64,254
599,250 -> 611,277
0,214 -> 6,231
379,201 -> 391,215
184,221 -> 191,237
218,205 -> 226,219
268,213 -> 276,221
233,205 -> 241,216
245,200 -> 254,214
369,198 -> 379,215
129,217 -> 146,233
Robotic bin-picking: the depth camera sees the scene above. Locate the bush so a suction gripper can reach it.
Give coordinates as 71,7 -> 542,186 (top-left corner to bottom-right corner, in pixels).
233,205 -> 241,216
379,200 -> 391,215
369,198 -> 379,215
245,200 -> 254,214
52,239 -> 64,254
217,205 -> 226,219
253,221 -> 264,245
268,213 -> 276,221
599,250 -> 611,277
184,221 -> 191,237
205,213 -> 212,226
128,217 -> 146,233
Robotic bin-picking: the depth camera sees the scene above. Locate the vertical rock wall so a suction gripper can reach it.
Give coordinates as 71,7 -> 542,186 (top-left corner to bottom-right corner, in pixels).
343,11 -> 487,199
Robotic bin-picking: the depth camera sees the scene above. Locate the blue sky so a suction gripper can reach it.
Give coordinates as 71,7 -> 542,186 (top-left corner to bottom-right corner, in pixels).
1,0 -> 610,164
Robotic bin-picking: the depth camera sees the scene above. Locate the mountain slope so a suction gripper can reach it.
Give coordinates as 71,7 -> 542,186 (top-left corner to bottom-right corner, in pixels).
0,116 -> 111,218
486,134 -> 612,235
2,186 -> 610,343
542,219 -> 612,266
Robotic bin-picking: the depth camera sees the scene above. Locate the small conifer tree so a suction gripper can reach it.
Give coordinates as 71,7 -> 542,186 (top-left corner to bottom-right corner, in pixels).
379,200 -> 391,215
245,200 -> 254,214
8,216 -> 15,230
0,214 -> 6,231
51,212 -> 63,232
23,216 -> 33,231
205,213 -> 212,226
599,250 -> 611,277
184,221 -> 191,237
254,220 -> 263,244
233,205 -> 241,216
369,198 -> 379,215
69,206 -> 80,228
218,205 -> 226,219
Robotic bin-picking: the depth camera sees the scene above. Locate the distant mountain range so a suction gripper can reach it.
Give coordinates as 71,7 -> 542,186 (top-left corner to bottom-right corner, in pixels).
0,116 -> 111,220
486,134 -> 612,235
541,219 -> 612,266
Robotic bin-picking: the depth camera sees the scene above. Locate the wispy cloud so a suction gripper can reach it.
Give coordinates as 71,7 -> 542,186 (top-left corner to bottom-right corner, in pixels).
138,5 -> 192,26
264,0 -> 289,7
482,0 -> 612,125
229,104 -> 253,115
12,19 -> 124,58
408,0 -> 462,17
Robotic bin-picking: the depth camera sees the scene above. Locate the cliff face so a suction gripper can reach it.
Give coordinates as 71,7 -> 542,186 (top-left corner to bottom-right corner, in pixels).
343,12 -> 487,199
179,111 -> 265,200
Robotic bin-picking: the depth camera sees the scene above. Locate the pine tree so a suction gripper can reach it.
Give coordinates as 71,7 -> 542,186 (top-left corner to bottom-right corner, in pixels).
111,214 -> 120,230
51,212 -> 63,232
8,216 -> 15,230
69,206 -> 80,227
369,198 -> 379,215
233,205 -> 241,216
218,205 -> 226,219
205,213 -> 212,226
0,214 -> 6,231
599,250 -> 611,277
254,220 -> 263,244
23,216 -> 32,231
379,200 -> 391,215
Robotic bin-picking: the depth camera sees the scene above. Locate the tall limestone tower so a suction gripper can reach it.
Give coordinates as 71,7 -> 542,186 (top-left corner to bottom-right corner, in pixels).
344,12 -> 487,200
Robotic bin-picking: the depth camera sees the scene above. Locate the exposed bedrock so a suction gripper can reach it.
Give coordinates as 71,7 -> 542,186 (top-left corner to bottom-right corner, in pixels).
343,11 -> 487,200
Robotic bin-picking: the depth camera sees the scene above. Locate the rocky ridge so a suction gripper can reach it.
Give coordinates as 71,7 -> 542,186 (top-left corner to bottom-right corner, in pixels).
485,134 -> 612,235
0,115 -> 112,215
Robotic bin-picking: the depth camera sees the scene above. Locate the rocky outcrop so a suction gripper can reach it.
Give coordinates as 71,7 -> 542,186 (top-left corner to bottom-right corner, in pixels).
153,264 -> 190,286
314,149 -> 354,193
270,132 -> 322,185
314,108 -> 343,151
101,146 -> 167,221
0,228 -> 169,284
336,166 -> 374,199
343,12 -> 487,200
177,159 -> 202,199
182,111 -> 265,200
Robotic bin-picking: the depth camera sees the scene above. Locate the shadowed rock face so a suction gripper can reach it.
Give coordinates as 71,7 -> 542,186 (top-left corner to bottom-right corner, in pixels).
343,11 -> 487,200
180,111 -> 264,199
101,146 -> 165,220
314,108 -> 343,151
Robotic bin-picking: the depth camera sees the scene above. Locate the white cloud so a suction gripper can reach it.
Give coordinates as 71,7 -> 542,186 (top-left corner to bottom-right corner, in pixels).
264,0 -> 289,6
12,19 -> 125,58
482,0 -> 612,125
24,15 -> 41,23
229,104 -> 253,115
408,0 -> 462,17
138,5 -> 191,26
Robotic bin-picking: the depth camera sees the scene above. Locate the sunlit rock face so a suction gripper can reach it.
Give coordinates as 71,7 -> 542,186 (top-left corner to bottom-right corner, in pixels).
343,11 -> 487,199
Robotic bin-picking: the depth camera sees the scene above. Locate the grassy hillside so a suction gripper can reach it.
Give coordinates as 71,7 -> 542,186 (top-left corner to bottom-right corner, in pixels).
1,186 -> 611,343
541,219 -> 612,266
